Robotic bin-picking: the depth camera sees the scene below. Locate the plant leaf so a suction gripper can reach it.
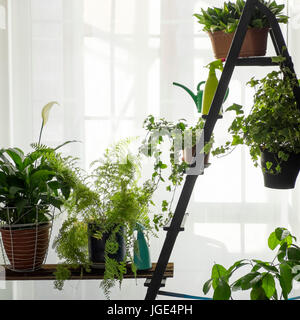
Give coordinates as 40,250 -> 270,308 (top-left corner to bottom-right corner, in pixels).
277,242 -> 288,262
226,103 -> 244,115
275,228 -> 291,241
250,287 -> 268,300
279,262 -> 293,300
268,231 -> 281,250
5,148 -> 24,170
54,140 -> 78,151
211,264 -> 228,289
213,278 -> 231,300
203,278 -> 213,295
287,247 -> 300,262
30,170 -> 55,190
262,273 -> 276,299
238,272 -> 261,290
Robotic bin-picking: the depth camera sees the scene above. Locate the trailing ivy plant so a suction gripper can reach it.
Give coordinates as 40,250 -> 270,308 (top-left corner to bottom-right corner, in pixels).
213,61 -> 300,174
203,227 -> 300,300
194,0 -> 288,34
140,116 -> 213,228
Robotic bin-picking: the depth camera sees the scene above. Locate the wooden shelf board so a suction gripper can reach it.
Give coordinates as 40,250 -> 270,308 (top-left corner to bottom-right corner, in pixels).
2,263 -> 174,281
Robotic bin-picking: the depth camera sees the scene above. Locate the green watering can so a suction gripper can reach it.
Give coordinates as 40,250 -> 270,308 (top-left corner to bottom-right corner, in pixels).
173,81 -> 229,114
134,223 -> 151,271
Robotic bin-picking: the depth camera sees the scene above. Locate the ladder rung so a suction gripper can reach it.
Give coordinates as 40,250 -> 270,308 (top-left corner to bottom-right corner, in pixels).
163,213 -> 189,232
235,57 -> 279,66
144,278 -> 166,288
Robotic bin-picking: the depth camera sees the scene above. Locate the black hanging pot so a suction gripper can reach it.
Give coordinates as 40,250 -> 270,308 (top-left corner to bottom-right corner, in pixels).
88,223 -> 126,268
261,150 -> 300,189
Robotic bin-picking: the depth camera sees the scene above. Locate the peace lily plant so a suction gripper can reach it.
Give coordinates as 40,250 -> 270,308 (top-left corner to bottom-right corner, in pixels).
0,102 -> 84,271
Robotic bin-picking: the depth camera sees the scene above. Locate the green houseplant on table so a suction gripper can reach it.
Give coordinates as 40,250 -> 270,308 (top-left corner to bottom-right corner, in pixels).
203,227 -> 300,300
0,102 -> 81,271
194,0 -> 288,59
213,64 -> 300,189
53,139 -> 157,298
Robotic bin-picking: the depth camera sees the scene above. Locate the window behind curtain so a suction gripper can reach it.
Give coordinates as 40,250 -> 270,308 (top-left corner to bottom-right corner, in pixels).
13,0 -> 297,300
83,0 -> 161,168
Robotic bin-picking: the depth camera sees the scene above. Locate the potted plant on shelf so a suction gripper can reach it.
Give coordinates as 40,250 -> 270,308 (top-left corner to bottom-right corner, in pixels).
53,139 -> 157,298
193,0 -> 288,59
0,102 -> 81,271
213,63 -> 300,189
203,227 -> 300,300
141,115 -> 214,174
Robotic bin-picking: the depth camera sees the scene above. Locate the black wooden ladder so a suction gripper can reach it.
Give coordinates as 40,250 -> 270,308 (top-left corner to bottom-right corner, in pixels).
145,0 -> 300,300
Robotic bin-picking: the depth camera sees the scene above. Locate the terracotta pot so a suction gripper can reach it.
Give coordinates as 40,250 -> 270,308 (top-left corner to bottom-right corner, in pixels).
0,222 -> 51,271
261,150 -> 300,189
208,28 -> 269,60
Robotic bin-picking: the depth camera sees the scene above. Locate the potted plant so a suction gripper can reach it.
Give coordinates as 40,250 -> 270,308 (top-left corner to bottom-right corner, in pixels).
203,227 -> 300,300
141,115 -> 214,173
0,102 -> 80,271
213,63 -> 300,189
53,139 -> 158,298
193,0 -> 288,59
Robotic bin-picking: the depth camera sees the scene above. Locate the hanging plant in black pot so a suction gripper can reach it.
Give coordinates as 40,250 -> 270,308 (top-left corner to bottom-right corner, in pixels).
213,61 -> 300,189
261,150 -> 300,189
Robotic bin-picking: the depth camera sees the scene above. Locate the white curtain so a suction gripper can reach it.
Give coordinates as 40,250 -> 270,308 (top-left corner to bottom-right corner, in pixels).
0,0 -> 9,148
2,0 -> 300,300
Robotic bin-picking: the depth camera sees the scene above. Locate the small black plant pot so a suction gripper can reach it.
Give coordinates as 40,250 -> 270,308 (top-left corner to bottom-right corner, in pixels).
88,223 -> 126,268
261,150 -> 300,189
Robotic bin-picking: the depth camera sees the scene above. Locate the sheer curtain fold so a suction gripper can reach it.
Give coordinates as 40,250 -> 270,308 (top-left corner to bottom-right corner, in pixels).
7,0 -> 86,300
0,0 -> 10,149
3,0 -> 300,300
9,0 -> 84,158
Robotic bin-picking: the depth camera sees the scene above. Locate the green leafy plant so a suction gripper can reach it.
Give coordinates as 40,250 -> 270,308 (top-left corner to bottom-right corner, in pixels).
0,102 -> 81,225
213,64 -> 300,174
0,144 -> 83,225
140,116 -> 213,228
194,0 -> 288,34
0,101 -> 94,272
53,139 -> 158,298
203,227 -> 300,300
